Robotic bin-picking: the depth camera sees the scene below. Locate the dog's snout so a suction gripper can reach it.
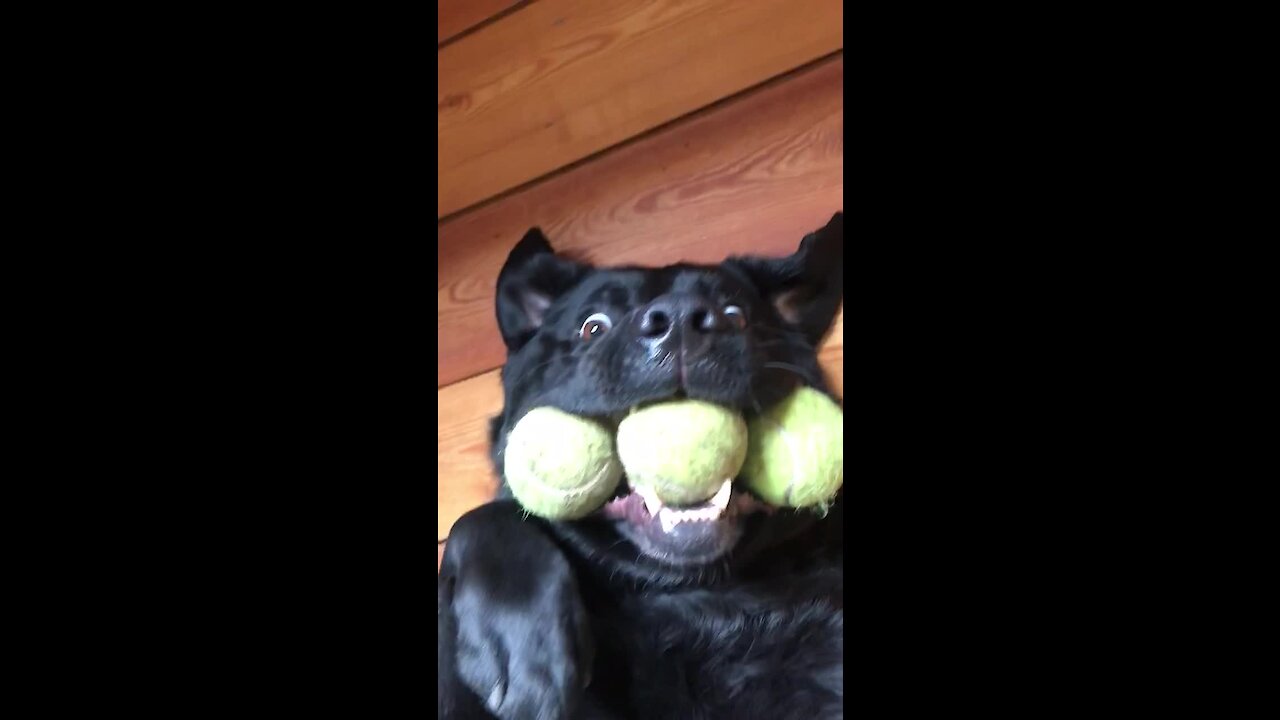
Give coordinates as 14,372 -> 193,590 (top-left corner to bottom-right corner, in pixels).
635,294 -> 728,356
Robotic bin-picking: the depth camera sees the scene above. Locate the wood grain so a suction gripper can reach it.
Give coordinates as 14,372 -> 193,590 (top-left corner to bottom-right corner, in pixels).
438,0 -> 843,217
438,0 -> 525,46
437,306 -> 844,541
438,368 -> 505,540
439,54 -> 843,387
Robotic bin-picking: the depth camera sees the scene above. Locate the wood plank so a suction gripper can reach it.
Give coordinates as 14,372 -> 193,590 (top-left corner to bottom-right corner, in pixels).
438,0 -> 525,46
439,54 -> 843,387
438,0 -> 843,217
437,306 -> 844,541
438,368 -> 505,540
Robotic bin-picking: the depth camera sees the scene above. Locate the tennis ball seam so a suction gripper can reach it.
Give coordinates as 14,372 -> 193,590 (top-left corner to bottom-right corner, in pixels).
507,459 -> 616,500
760,413 -> 805,506
741,386 -> 843,508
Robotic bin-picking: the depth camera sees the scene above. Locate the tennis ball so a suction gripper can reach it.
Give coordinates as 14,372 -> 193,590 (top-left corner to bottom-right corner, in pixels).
616,399 -> 748,505
502,407 -> 622,520
741,386 -> 843,507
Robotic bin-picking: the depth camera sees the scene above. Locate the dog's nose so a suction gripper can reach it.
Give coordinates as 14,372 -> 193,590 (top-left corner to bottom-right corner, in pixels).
636,294 -> 724,353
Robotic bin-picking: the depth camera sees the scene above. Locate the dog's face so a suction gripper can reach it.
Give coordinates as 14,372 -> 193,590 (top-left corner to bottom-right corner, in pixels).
489,213 -> 843,568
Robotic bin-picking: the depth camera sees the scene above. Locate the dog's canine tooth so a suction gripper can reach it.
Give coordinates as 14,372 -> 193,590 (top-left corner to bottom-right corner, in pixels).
635,485 -> 664,517
658,507 -> 680,533
710,479 -> 732,513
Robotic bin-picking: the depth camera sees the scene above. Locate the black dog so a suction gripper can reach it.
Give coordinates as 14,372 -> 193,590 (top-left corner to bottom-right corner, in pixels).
439,213 -> 844,719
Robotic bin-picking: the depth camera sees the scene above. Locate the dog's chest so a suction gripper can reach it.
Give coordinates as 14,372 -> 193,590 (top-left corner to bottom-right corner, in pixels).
585,585 -> 843,719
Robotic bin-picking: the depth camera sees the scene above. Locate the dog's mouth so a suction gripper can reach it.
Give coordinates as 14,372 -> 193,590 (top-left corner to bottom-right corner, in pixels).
542,388 -> 782,566
597,478 -> 772,565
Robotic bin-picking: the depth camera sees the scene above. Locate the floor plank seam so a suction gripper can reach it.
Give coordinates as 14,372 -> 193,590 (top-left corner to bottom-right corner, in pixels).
437,48 -> 844,225
438,0 -> 538,50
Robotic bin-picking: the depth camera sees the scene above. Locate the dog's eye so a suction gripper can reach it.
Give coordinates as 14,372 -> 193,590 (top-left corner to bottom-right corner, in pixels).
580,313 -> 613,341
724,305 -> 747,330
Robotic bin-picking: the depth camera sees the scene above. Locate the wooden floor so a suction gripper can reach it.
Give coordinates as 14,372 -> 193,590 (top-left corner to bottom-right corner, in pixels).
438,0 -> 525,45
439,0 -> 843,219
438,0 -> 844,561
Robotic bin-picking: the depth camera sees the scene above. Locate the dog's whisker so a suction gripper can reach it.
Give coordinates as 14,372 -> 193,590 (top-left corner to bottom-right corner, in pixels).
502,354 -> 564,387
752,323 -> 807,338
762,361 -> 820,385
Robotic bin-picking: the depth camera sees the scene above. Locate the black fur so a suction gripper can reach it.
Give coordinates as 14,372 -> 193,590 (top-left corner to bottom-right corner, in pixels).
440,213 -> 844,719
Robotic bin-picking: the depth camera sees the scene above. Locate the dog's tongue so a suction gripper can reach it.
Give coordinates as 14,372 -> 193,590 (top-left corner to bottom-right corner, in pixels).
600,491 -> 645,522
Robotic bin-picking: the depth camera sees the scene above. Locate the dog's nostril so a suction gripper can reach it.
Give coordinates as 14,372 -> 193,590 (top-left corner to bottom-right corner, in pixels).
640,310 -> 670,337
691,308 -> 718,332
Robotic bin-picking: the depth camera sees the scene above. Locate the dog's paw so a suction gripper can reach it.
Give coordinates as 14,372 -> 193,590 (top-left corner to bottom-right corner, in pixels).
441,502 -> 593,720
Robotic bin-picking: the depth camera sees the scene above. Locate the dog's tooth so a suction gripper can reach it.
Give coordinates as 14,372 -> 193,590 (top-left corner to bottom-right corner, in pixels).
634,485 -> 664,517
645,495 -> 663,518
658,507 -> 680,533
710,479 -> 732,513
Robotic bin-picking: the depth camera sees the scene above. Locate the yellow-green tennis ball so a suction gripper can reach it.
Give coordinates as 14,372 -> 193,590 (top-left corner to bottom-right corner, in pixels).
503,407 -> 622,520
616,400 -> 748,505
742,387 -> 844,507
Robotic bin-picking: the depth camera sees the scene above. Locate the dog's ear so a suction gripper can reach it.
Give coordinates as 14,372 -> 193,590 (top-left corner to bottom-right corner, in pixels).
495,228 -> 589,351
726,212 -> 843,346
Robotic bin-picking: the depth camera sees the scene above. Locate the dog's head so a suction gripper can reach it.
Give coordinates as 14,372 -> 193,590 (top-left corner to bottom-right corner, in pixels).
489,213 -> 843,572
